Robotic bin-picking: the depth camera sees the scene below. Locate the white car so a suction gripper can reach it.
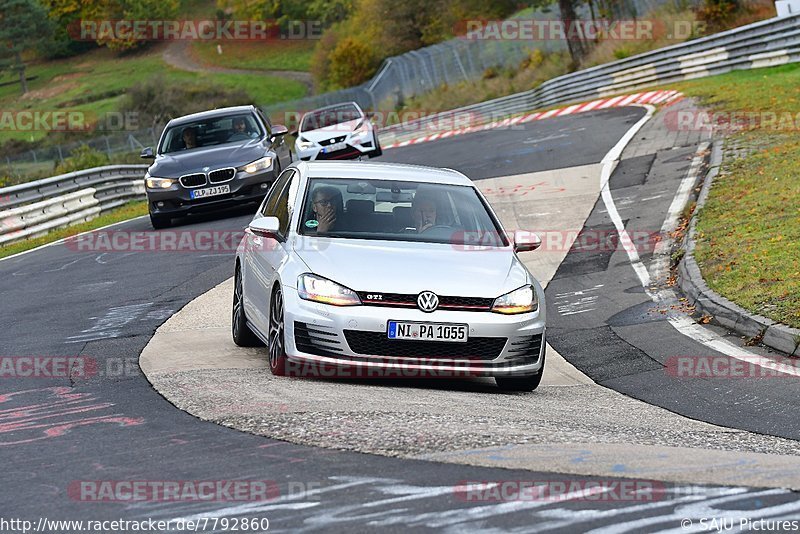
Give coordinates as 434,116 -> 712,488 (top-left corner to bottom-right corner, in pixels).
232,161 -> 546,391
293,102 -> 381,161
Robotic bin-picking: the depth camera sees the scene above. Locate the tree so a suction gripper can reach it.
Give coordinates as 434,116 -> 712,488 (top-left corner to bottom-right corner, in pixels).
558,0 -> 586,69
0,0 -> 53,94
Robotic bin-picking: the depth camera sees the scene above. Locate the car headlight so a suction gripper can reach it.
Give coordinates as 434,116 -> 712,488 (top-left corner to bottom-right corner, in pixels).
145,176 -> 175,189
298,273 -> 361,306
240,156 -> 273,174
295,137 -> 314,151
491,285 -> 537,314
351,120 -> 370,138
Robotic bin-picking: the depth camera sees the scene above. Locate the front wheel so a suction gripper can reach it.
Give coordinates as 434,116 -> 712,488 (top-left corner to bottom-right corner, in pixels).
368,136 -> 382,158
496,372 -> 543,392
268,287 -> 288,376
150,213 -> 171,230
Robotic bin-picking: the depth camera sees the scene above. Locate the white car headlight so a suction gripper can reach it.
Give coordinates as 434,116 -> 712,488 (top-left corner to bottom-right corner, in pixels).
145,176 -> 175,189
351,120 -> 370,138
298,273 -> 361,306
240,156 -> 273,174
491,285 -> 537,314
295,137 -> 314,151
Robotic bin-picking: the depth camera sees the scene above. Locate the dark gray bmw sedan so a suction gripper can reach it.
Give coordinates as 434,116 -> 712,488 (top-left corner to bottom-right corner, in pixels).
140,105 -> 291,228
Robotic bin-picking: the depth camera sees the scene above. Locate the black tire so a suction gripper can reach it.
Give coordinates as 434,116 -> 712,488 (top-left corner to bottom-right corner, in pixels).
268,287 -> 288,376
232,267 -> 262,347
496,348 -> 545,391
150,213 -> 171,230
369,139 -> 383,158
495,372 -> 543,392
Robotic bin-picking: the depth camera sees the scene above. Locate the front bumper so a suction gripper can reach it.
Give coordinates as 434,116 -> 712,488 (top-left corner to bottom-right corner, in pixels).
281,286 -> 545,377
146,168 -> 276,218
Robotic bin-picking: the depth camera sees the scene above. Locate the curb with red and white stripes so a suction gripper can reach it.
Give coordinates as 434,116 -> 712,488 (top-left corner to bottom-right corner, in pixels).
382,90 -> 683,150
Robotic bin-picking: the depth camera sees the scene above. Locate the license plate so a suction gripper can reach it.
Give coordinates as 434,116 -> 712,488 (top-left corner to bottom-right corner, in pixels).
190,184 -> 230,199
322,142 -> 347,153
387,321 -> 468,343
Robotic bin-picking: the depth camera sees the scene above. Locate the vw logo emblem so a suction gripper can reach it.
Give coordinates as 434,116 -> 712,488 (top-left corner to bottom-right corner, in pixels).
417,291 -> 439,313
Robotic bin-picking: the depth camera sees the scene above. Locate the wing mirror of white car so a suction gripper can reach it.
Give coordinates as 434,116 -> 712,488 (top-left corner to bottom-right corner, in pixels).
248,216 -> 281,240
513,231 -> 541,253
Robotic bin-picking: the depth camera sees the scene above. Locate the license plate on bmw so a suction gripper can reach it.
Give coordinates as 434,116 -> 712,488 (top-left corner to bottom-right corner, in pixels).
387,321 -> 468,342
190,184 -> 230,199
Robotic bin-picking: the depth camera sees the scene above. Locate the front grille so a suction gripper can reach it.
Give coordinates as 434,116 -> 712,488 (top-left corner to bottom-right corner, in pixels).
294,322 -> 344,357
209,167 -> 235,183
319,135 -> 347,146
356,292 -> 494,312
180,173 -> 207,188
344,330 -> 506,360
316,147 -> 360,160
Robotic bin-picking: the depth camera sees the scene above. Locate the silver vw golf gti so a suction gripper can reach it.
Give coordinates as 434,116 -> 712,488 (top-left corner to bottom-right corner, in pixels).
232,161 -> 545,391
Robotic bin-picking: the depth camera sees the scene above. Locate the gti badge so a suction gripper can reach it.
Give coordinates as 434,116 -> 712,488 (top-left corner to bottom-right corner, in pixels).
417,291 -> 439,313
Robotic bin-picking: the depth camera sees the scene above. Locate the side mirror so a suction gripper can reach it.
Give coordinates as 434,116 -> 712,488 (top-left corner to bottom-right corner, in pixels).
140,147 -> 155,159
248,216 -> 281,240
513,231 -> 541,253
366,111 -> 375,119
288,129 -> 298,137
271,124 -> 289,137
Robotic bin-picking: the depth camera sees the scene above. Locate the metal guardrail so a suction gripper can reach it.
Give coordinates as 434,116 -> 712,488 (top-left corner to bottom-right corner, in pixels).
377,12 -> 800,145
0,165 -> 148,246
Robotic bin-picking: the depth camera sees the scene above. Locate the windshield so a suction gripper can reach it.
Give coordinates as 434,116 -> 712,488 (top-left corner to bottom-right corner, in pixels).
300,104 -> 363,132
159,113 -> 263,154
298,178 -> 508,246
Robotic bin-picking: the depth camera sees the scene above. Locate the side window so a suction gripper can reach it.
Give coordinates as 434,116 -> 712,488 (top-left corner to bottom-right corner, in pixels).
263,169 -> 296,237
260,169 -> 294,217
257,109 -> 272,137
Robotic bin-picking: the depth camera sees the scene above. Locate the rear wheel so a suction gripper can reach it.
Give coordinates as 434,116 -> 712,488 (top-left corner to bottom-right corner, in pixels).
149,213 -> 171,230
232,267 -> 262,347
268,287 -> 288,376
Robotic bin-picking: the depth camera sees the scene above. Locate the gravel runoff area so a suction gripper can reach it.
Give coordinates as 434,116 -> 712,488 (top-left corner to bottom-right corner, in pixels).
152,366 -> 800,459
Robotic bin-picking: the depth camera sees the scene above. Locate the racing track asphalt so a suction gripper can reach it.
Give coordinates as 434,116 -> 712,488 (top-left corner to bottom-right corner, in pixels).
1,106 -> 798,531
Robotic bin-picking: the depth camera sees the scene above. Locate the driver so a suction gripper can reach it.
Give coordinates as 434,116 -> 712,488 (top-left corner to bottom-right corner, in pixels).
228,117 -> 251,141
411,193 -> 438,233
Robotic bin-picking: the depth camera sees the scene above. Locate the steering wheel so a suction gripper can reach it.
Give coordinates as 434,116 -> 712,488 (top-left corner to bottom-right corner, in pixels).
420,224 -> 454,234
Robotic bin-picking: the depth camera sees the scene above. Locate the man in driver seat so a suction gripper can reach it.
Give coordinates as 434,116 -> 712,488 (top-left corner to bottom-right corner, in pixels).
411,192 -> 439,233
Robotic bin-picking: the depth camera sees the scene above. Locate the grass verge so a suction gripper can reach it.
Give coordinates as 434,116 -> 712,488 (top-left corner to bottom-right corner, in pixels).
0,48 -> 307,145
674,64 -> 800,329
190,40 -> 315,72
0,201 -> 148,260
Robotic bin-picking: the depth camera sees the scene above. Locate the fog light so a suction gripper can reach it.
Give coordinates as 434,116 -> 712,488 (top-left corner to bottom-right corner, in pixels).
260,183 -> 269,189
157,201 -> 165,207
